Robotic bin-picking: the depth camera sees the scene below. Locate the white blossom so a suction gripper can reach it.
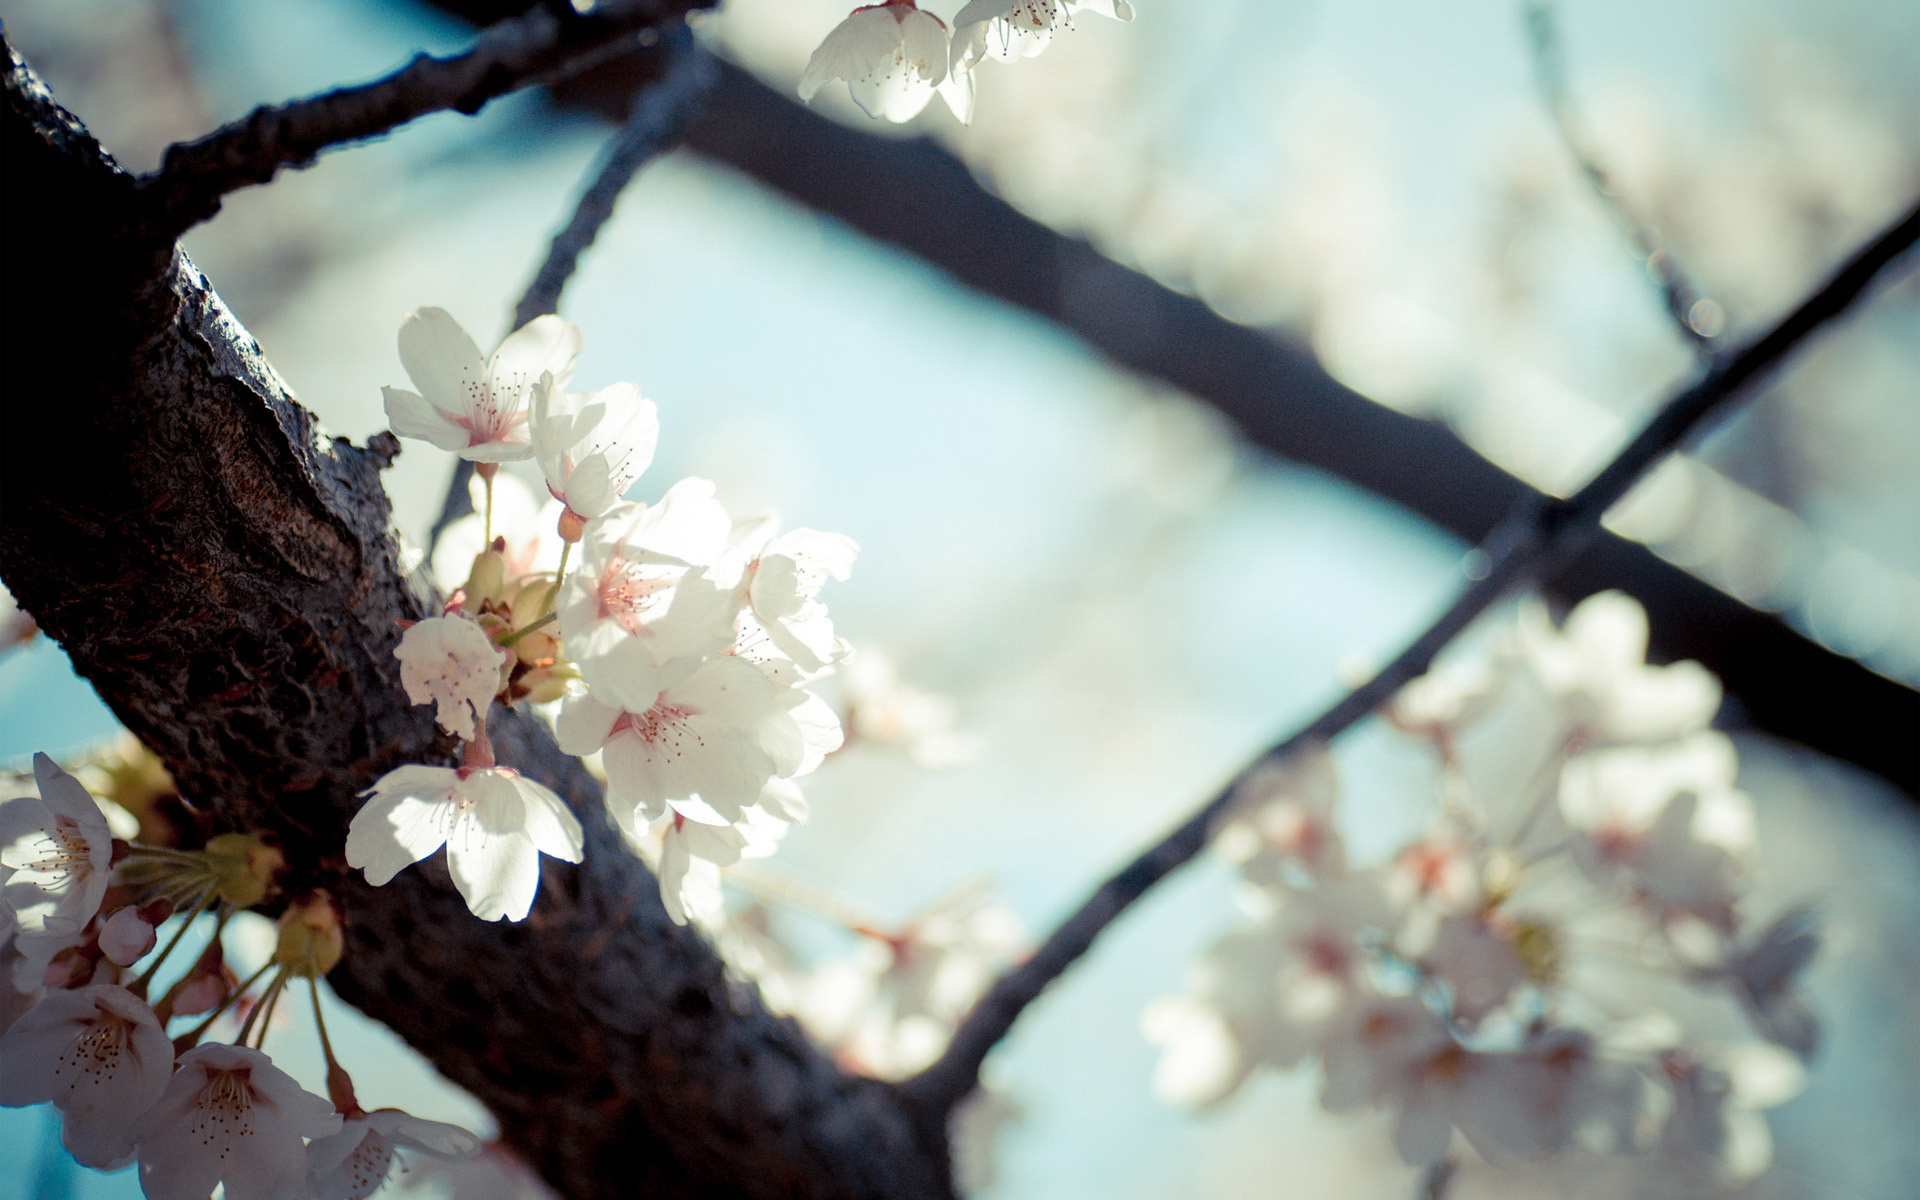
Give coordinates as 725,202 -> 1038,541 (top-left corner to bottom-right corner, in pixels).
799,2 -> 973,124
395,616 -> 506,742
530,376 -> 659,522
558,484 -> 736,702
1658,1043 -> 1804,1184
557,656 -> 812,828
735,527 -> 858,673
138,1043 -> 341,1200
0,983 -> 173,1168
382,309 -> 582,463
1559,733 -> 1754,930
1216,745 -> 1344,885
951,0 -> 1133,72
347,765 -> 584,922
1715,906 -> 1821,1058
1,753 -> 116,937
656,814 -> 742,927
307,1109 -> 481,1200
1517,591 -> 1721,745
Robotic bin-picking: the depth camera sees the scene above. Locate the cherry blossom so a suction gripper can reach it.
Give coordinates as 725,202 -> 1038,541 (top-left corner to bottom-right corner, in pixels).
530,375 -> 659,523
1,753 -> 115,937
395,616 -> 507,741
1559,732 -> 1754,930
1216,744 -> 1344,885
347,764 -> 584,922
1658,1043 -> 1805,1184
558,654 -> 819,830
138,1042 -> 340,1200
381,308 -> 582,463
951,0 -> 1134,72
1715,906 -> 1821,1057
799,2 -> 973,124
557,483 -> 736,701
1517,591 -> 1721,745
834,648 -> 978,767
655,814 -> 744,927
307,1108 -> 481,1200
734,527 -> 858,673
0,983 -> 173,1168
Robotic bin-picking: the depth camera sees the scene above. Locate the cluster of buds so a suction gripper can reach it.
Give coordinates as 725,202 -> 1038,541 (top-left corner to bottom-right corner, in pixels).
1145,592 -> 1817,1187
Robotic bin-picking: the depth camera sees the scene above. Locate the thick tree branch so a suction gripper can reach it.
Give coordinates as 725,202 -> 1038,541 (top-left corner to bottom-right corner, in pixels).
133,0 -> 714,241
429,24 -> 715,548
2,38 -> 950,1200
902,195 -> 1920,1115
1525,1 -> 1721,347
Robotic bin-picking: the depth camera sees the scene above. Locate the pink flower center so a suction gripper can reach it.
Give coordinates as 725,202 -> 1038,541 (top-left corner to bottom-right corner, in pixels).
612,699 -> 705,756
599,556 -> 674,634
450,371 -> 532,447
60,1011 -> 132,1084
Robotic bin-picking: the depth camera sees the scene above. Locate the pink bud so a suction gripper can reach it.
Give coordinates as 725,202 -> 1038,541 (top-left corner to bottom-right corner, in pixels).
99,905 -> 158,967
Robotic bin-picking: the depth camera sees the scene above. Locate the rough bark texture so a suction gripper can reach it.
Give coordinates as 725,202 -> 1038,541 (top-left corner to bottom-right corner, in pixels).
1,39 -> 951,1200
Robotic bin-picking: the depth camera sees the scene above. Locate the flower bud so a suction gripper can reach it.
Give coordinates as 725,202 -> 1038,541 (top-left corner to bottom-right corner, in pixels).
204,832 -> 285,908
463,548 -> 509,611
557,507 -> 588,543
276,891 -> 345,978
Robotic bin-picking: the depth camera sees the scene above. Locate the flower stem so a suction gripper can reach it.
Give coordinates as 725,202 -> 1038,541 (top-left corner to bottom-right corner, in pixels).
174,957 -> 274,1052
541,538 -> 573,616
239,966 -> 289,1049
499,609 -> 558,649
481,462 -> 497,543
134,886 -> 217,993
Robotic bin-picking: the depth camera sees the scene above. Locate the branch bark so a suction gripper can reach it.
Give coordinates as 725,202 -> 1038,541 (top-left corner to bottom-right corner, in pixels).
901,195 -> 1920,1115
1,37 -> 950,1200
134,0 -> 715,241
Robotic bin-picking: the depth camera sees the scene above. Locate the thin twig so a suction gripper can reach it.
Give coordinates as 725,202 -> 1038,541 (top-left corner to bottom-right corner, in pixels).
900,196 -> 1920,1116
135,0 -> 712,241
428,27 -> 715,549
1524,2 -> 1721,348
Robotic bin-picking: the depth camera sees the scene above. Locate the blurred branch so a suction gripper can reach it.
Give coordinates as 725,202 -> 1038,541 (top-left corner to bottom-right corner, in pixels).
672,60 -> 1919,797
429,23 -> 716,550
1421,1159 -> 1458,1200
902,196 -> 1920,1115
133,0 -> 714,240
1525,1 -> 1722,347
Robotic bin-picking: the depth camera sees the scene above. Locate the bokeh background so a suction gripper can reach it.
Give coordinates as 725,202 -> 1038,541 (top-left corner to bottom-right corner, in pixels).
1,0 -> 1916,1197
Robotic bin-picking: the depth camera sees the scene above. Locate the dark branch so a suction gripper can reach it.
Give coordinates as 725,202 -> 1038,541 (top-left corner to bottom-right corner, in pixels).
515,25 -> 714,328
1525,2 -> 1721,347
429,23 -> 715,549
3,37 -> 951,1200
902,194 -> 1920,1115
670,61 -> 1918,796
134,0 -> 714,241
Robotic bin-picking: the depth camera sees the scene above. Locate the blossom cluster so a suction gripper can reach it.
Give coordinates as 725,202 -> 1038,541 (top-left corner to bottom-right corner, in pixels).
799,0 -> 1134,124
359,309 -> 853,925
1144,592 -> 1818,1185
2,754 -> 479,1200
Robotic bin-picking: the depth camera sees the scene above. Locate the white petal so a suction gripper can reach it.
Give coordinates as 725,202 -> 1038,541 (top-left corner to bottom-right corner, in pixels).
397,308 -> 483,411
508,774 -> 585,864
382,387 -> 469,453
490,314 -> 583,393
555,691 -> 622,756
446,777 -> 540,921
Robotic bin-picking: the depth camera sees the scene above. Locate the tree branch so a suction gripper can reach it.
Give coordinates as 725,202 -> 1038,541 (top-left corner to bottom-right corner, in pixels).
901,194 -> 1920,1115
429,22 -> 716,549
1525,1 -> 1722,347
133,0 -> 715,241
669,61 -> 1919,796
2,37 -> 950,1200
